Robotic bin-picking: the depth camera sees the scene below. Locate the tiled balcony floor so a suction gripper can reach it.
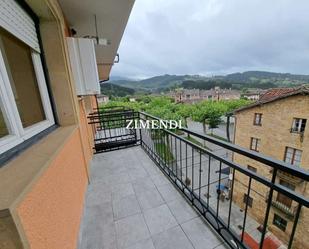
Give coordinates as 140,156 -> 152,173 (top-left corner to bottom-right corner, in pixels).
78,146 -> 228,249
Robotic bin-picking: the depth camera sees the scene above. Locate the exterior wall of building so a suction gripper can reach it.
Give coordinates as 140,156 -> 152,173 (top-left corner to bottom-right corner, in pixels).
233,94 -> 309,249
0,1 -> 98,248
16,128 -> 88,249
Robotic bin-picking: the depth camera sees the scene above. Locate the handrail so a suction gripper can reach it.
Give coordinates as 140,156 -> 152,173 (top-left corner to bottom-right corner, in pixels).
139,111 -> 309,182
139,113 -> 309,207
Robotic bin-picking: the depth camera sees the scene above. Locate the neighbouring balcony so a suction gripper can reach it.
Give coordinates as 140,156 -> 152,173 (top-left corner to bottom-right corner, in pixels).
80,107 -> 309,249
271,200 -> 296,218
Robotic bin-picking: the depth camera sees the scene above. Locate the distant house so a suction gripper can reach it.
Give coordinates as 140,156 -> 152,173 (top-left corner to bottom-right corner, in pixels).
97,94 -> 109,104
242,89 -> 267,100
170,87 -> 241,103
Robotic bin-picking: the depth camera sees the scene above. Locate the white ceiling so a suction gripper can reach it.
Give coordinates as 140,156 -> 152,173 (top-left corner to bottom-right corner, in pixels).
58,0 -> 135,79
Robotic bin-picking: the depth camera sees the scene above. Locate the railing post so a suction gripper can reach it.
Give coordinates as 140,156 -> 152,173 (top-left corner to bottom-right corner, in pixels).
259,168 -> 277,249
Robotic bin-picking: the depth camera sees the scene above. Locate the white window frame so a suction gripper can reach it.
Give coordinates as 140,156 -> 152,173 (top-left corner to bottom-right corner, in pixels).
284,147 -> 302,166
253,113 -> 262,126
291,118 -> 306,133
0,31 -> 54,154
250,137 -> 260,152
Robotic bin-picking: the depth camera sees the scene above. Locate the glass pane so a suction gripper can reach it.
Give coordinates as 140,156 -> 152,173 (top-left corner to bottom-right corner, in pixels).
0,28 -> 45,128
0,107 -> 9,138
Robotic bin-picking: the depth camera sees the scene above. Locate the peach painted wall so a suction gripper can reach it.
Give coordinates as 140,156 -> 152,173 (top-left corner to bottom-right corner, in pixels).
16,129 -> 89,249
78,97 -> 95,164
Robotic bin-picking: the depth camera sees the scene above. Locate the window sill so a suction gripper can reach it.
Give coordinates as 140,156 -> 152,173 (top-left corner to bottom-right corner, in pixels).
290,131 -> 304,135
0,125 -> 78,211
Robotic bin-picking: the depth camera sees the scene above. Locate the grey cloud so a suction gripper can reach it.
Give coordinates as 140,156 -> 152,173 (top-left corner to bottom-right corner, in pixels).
111,0 -> 309,79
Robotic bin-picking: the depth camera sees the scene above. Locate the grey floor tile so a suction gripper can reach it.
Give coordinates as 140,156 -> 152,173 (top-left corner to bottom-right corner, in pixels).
157,184 -> 183,203
100,222 -> 118,249
79,211 -> 116,249
152,226 -> 194,249
79,147 -> 233,249
92,171 -> 131,185
125,238 -> 155,249
142,162 -> 162,176
143,204 -> 178,235
181,217 -> 223,249
136,188 -> 165,210
85,189 -> 112,207
167,198 -> 199,224
112,194 -> 141,220
129,167 -> 149,181
132,177 -> 157,192
82,202 -> 114,226
115,214 -> 150,249
87,180 -> 113,194
112,183 -> 135,201
150,173 -> 170,187
213,244 -> 229,249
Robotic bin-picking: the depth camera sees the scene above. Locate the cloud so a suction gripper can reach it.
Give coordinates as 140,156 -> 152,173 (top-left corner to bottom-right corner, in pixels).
111,0 -> 309,79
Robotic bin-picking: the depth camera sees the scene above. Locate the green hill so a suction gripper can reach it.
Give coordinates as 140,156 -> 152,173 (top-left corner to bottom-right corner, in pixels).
109,71 -> 309,93
110,74 -> 208,90
100,83 -> 135,97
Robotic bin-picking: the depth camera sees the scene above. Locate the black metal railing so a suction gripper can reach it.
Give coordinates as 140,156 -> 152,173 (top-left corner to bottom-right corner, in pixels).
88,107 -> 140,152
88,108 -> 309,249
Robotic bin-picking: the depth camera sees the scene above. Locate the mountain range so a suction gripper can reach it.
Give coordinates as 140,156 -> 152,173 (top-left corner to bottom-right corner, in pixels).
103,71 -> 309,96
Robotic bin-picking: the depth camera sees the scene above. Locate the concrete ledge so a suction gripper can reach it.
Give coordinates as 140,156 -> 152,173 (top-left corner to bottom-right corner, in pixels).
0,125 -> 78,211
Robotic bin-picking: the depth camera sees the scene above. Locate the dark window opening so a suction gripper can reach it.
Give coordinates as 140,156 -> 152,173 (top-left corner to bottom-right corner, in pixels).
247,165 -> 257,173
254,113 -> 262,126
250,137 -> 260,152
273,214 -> 287,231
243,194 -> 253,207
291,118 -> 306,133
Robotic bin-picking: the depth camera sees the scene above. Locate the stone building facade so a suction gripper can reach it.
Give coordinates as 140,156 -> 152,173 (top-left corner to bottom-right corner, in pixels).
232,87 -> 309,249
170,87 -> 241,103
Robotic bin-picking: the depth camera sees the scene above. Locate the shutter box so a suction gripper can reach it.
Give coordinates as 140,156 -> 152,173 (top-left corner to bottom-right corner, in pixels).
0,0 -> 40,52
67,37 -> 100,96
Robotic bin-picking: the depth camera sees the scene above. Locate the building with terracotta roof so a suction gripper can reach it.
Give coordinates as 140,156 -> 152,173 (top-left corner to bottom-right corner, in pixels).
232,86 -> 309,249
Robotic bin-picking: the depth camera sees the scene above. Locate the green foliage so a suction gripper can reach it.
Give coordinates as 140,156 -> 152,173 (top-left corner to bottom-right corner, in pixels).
102,96 -> 252,125
154,141 -> 174,163
100,83 -> 135,97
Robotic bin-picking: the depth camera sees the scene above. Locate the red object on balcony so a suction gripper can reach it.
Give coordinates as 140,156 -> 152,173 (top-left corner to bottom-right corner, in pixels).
242,232 -> 281,249
242,232 -> 259,249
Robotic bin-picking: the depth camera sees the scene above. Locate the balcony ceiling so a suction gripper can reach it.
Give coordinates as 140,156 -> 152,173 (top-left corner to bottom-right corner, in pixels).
58,0 -> 135,80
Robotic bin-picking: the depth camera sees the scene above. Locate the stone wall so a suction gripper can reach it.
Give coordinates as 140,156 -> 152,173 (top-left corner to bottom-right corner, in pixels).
233,94 -> 309,249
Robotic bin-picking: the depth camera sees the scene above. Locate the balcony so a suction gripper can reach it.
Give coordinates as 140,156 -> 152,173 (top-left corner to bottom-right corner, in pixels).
78,146 -> 227,249
271,200 -> 296,218
80,107 -> 309,249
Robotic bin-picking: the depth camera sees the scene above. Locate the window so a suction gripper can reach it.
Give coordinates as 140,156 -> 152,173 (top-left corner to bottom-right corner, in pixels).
273,214 -> 287,231
243,194 -> 253,207
291,118 -> 306,133
276,180 -> 295,208
284,147 -> 302,166
1,28 -> 46,128
247,165 -> 257,173
254,113 -> 262,126
0,3 -> 54,154
250,137 -> 260,152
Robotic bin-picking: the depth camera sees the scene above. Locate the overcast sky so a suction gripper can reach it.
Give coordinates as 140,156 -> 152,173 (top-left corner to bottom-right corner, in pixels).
111,0 -> 309,79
